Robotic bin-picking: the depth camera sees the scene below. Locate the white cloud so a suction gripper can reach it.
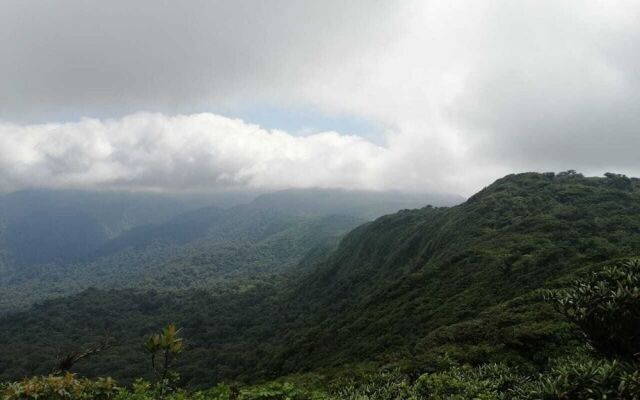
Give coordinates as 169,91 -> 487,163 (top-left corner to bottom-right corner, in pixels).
284,0 -> 640,191
0,113 -> 391,193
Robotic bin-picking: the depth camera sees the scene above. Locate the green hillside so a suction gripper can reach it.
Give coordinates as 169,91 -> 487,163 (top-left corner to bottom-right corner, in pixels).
0,188 -> 448,272
1,172 -> 639,395
0,188 -> 452,313
274,171 -> 640,371
0,208 -> 363,313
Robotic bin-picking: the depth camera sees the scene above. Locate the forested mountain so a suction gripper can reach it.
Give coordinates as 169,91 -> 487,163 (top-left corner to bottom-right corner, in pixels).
276,171 -> 640,370
0,189 -> 221,267
1,171 -> 639,392
0,188 -> 455,313
0,188 -> 452,269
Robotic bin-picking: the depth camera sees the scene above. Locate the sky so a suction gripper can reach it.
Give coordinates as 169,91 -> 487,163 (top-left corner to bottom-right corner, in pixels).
1,0 -> 639,196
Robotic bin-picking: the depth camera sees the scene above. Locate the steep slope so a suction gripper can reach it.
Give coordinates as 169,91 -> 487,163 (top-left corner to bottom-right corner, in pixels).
274,172 -> 640,370
1,172 -> 638,386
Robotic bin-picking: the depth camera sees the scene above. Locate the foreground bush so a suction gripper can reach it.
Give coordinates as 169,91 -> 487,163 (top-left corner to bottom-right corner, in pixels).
514,355 -> 640,400
331,369 -> 415,400
3,357 -> 640,400
546,259 -> 640,360
330,357 -> 640,400
0,376 -> 327,400
414,363 -> 527,400
0,373 -> 120,399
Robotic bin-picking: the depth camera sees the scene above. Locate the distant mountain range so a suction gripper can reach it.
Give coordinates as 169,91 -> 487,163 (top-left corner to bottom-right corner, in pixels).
0,187 -> 461,312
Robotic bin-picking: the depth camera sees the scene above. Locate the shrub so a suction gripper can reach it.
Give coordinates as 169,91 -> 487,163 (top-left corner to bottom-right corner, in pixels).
414,363 -> 527,400
513,355 -> 640,399
0,373 -> 120,399
331,369 -> 416,400
546,259 -> 640,360
240,381 -> 320,400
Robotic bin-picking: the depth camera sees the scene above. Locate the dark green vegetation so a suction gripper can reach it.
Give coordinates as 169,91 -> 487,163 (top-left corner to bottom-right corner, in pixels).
1,172 -> 640,398
0,188 -> 452,313
547,261 -> 640,361
2,259 -> 640,399
0,207 -> 362,313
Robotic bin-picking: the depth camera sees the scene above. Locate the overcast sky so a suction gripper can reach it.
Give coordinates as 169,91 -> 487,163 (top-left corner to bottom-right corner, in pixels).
1,0 -> 639,196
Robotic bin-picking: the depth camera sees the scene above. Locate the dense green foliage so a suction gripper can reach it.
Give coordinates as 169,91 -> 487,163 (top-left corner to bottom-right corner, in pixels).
0,188 -> 446,313
275,172 -> 640,371
0,208 -> 362,313
1,374 -> 120,400
547,259 -> 640,360
1,375 -> 335,400
4,358 -> 639,400
2,172 -> 640,398
0,188 -> 443,271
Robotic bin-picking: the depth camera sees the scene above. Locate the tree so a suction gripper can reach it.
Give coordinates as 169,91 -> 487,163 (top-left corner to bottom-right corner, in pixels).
604,172 -> 632,190
144,324 -> 184,398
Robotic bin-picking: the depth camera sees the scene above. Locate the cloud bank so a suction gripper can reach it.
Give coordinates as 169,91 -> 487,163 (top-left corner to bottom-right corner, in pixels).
1,1 -> 640,195
0,113 -> 389,193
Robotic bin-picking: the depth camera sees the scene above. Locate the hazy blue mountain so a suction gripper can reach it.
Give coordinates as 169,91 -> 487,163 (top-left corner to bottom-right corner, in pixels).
0,190 -> 218,267
91,206 -> 226,258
